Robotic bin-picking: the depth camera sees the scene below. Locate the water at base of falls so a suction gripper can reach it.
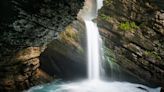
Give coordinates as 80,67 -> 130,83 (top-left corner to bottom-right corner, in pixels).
25,80 -> 161,92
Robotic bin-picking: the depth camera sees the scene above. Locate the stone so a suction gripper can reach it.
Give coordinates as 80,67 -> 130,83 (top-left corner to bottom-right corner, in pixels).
123,43 -> 144,56
40,21 -> 87,80
23,67 -> 31,73
0,0 -> 83,57
0,0 -> 84,91
32,63 -> 40,71
15,75 -> 28,82
15,47 -> 41,62
98,0 -> 164,87
0,79 -> 16,91
30,58 -> 40,66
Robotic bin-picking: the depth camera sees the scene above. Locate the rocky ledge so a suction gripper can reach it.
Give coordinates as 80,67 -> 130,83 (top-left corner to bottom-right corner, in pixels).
0,0 -> 84,91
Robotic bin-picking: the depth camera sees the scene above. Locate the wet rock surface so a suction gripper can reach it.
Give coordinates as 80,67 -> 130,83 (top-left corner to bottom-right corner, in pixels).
0,0 -> 84,91
98,0 -> 164,87
40,20 -> 87,80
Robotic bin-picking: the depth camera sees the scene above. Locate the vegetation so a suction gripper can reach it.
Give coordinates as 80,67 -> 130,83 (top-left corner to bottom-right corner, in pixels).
77,46 -> 84,54
144,51 -> 161,60
59,25 -> 84,54
60,25 -> 79,43
99,14 -> 111,21
118,21 -> 139,32
104,0 -> 112,6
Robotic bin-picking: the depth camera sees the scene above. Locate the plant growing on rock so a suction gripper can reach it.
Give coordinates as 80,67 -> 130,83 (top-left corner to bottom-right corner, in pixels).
118,21 -> 139,32
59,25 -> 84,54
104,0 -> 112,6
144,51 -> 161,60
59,25 -> 79,43
99,14 -> 111,21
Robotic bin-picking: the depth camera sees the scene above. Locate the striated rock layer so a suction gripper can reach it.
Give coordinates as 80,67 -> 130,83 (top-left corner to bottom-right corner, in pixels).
98,0 -> 164,87
40,21 -> 87,80
0,0 -> 84,91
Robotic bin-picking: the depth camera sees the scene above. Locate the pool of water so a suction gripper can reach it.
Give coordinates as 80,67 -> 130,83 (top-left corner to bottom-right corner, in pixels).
24,80 -> 161,92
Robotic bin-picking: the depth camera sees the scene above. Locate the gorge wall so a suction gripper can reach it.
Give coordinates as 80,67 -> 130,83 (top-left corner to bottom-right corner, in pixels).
0,0 -> 84,91
98,0 -> 164,87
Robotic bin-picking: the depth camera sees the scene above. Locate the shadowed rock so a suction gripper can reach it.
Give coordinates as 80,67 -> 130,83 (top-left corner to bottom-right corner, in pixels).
0,0 -> 84,91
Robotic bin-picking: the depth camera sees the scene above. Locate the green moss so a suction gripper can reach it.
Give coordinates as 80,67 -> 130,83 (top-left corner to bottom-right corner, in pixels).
104,46 -> 116,63
60,25 -> 79,43
77,46 -> 84,54
59,25 -> 84,55
103,46 -> 121,71
118,21 -> 139,32
99,14 -> 111,21
144,51 -> 161,60
104,0 -> 112,6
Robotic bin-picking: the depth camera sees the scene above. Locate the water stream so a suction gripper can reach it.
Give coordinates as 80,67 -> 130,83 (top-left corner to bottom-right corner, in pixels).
85,0 -> 103,80
25,0 -> 161,92
86,20 -> 101,80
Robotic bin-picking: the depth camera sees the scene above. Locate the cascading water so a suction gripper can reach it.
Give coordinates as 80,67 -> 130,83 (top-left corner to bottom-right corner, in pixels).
25,0 -> 161,92
85,0 -> 103,80
86,21 -> 101,80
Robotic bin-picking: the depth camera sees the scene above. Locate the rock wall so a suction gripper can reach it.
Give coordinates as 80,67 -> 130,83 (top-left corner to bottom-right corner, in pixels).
40,21 -> 87,80
98,0 -> 164,87
0,0 -> 84,91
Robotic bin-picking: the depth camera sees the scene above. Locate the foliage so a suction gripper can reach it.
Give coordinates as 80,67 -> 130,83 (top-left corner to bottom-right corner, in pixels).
59,25 -> 84,54
77,46 -> 84,54
104,0 -> 112,6
59,25 -> 79,43
118,21 -> 139,32
144,51 -> 161,60
99,14 -> 111,21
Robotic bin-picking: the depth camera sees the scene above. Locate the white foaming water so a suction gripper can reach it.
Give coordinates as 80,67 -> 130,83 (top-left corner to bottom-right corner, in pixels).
97,0 -> 103,10
84,0 -> 104,81
26,80 -> 161,92
85,20 -> 101,80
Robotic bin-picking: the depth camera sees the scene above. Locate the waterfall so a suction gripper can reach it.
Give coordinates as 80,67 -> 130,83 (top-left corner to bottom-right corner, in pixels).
86,20 -> 101,80
84,0 -> 103,80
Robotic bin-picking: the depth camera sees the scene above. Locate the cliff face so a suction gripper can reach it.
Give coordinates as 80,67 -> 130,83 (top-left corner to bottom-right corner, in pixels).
40,21 -> 87,80
98,0 -> 164,87
0,0 -> 84,91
